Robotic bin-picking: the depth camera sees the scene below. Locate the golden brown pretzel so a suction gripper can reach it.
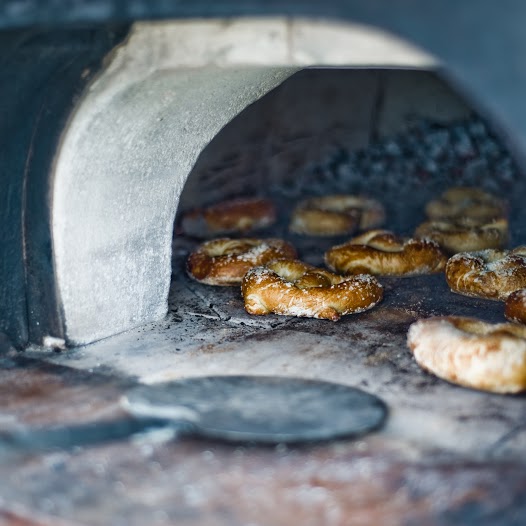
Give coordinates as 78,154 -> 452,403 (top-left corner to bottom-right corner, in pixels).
325,229 -> 447,276
289,195 -> 385,236
445,247 -> 526,300
180,197 -> 276,237
242,259 -> 383,321
407,316 -> 526,393
414,217 -> 508,254
425,187 -> 507,222
187,238 -> 297,286
505,288 -> 526,324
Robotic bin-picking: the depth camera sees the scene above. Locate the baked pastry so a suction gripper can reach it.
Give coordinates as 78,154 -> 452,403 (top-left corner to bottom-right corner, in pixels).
180,197 -> 276,237
414,217 -> 508,254
425,187 -> 507,222
325,230 -> 447,276
505,288 -> 526,324
242,259 -> 383,321
289,195 -> 385,236
187,238 -> 296,286
445,247 -> 526,300
407,316 -> 526,393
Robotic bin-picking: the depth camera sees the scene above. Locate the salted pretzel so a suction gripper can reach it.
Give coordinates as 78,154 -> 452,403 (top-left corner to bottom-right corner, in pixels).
325,229 -> 447,276
289,195 -> 385,236
505,288 -> 526,324
187,238 -> 296,286
180,197 -> 276,237
414,217 -> 508,254
425,187 -> 507,222
446,247 -> 526,300
407,316 -> 526,393
242,259 -> 383,321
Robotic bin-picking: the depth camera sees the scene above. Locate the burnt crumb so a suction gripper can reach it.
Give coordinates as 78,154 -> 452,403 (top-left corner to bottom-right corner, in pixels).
232,330 -> 283,344
394,366 -> 412,375
364,350 -> 393,366
349,331 -> 365,341
413,376 -> 441,389
169,312 -> 183,322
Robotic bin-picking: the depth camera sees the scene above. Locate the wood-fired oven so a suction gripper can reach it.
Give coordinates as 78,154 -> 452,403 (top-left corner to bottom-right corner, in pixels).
2,6 -> 526,525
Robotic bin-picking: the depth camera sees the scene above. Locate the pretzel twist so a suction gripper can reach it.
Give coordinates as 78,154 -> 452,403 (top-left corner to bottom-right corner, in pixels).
407,316 -> 526,393
414,217 -> 508,254
180,197 -> 276,237
289,195 -> 385,236
445,247 -> 526,300
505,288 -> 526,324
242,259 -> 383,321
425,187 -> 507,222
325,230 -> 447,276
187,238 -> 296,286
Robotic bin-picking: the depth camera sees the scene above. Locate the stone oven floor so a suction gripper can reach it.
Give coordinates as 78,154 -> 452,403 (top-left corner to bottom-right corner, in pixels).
5,234 -> 526,524
25,234 -> 526,457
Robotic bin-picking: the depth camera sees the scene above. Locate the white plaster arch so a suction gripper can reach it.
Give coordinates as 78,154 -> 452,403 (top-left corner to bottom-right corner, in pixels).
52,18 -> 437,344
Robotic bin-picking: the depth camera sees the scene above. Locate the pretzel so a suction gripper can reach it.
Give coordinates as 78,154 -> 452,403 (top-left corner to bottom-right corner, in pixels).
407,316 -> 526,393
505,288 -> 526,324
414,217 -> 508,254
325,229 -> 447,276
289,195 -> 385,236
242,259 -> 383,321
425,187 -> 506,222
187,238 -> 296,286
445,247 -> 526,300
180,197 -> 276,237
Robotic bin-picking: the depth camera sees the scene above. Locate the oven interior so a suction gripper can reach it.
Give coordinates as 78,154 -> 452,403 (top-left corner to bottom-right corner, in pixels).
26,67 -> 526,458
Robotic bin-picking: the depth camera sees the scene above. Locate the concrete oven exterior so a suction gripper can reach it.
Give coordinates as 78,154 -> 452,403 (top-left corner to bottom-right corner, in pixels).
1,2 -> 526,348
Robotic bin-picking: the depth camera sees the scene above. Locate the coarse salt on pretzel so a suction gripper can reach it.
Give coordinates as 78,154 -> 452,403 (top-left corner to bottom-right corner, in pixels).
505,288 -> 526,324
425,187 -> 507,222
325,229 -> 447,276
414,217 -> 508,254
187,238 -> 296,286
180,197 -> 276,237
289,195 -> 385,236
407,316 -> 526,393
242,259 -> 383,321
445,247 -> 526,300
